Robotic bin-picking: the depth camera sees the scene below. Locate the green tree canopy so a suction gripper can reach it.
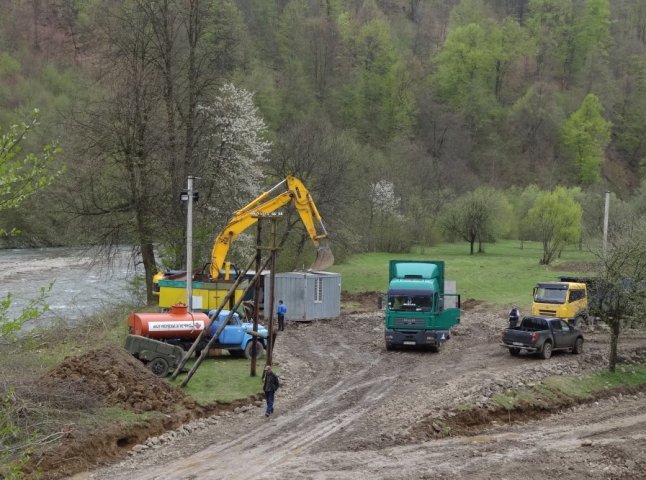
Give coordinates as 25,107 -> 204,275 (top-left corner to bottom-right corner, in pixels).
561,94 -> 611,184
0,109 -> 61,236
527,187 -> 582,264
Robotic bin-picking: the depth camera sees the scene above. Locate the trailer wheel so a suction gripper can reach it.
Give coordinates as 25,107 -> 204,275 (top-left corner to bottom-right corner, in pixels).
148,357 -> 170,377
540,341 -> 553,360
244,341 -> 265,360
573,337 -> 584,354
509,348 -> 521,356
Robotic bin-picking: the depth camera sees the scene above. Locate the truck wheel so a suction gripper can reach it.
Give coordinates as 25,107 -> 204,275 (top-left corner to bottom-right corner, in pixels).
244,341 -> 265,360
148,357 -> 170,377
540,341 -> 553,360
572,315 -> 584,327
573,337 -> 584,354
385,342 -> 395,351
509,348 -> 521,356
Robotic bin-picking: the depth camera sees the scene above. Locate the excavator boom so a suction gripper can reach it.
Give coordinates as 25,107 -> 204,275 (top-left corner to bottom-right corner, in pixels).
209,176 -> 333,279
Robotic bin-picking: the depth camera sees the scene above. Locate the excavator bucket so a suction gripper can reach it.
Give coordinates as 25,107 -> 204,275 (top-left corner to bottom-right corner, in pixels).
310,244 -> 334,271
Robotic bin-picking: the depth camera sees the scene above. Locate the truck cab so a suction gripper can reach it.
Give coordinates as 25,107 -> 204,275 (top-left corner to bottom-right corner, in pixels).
207,310 -> 269,359
531,280 -> 588,325
384,261 -> 460,352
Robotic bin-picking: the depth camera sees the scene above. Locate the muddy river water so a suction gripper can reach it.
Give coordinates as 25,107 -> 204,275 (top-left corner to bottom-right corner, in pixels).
0,247 -> 140,330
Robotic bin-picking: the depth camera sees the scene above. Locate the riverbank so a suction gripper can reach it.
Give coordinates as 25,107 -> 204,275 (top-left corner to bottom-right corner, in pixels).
0,305 -> 265,479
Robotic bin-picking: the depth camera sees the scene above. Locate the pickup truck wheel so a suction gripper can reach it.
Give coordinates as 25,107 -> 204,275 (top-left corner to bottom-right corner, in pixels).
509,347 -> 521,356
540,341 -> 553,360
385,342 -> 395,351
572,315 -> 584,327
573,337 -> 584,354
148,357 -> 170,377
244,341 -> 265,360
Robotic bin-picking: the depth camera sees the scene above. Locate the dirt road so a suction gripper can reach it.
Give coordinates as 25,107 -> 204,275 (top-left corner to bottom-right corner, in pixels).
85,307 -> 646,480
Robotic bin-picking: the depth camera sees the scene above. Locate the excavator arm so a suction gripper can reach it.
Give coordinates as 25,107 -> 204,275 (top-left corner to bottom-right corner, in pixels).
209,176 -> 332,279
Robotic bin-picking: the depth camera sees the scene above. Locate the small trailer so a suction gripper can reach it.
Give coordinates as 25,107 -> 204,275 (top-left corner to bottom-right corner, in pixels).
124,334 -> 185,377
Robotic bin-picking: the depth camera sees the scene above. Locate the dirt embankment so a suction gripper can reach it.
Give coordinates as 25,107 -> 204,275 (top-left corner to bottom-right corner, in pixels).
18,303 -> 646,480
26,348 -> 259,479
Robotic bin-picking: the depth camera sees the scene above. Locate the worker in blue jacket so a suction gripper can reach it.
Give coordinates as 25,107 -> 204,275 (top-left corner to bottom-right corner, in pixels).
277,300 -> 287,331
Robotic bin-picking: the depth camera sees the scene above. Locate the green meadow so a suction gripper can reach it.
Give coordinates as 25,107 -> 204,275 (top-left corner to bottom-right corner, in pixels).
330,240 -> 597,308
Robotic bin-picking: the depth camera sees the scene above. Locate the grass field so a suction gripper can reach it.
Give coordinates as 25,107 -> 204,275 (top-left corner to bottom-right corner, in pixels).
491,364 -> 646,410
330,240 -> 597,308
170,357 -> 265,404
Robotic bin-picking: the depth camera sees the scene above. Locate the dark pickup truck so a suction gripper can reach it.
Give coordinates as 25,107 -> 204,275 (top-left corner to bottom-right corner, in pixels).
501,316 -> 584,359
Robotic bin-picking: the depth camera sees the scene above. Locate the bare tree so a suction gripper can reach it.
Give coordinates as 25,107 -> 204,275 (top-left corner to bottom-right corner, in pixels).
589,218 -> 646,372
441,187 -> 511,254
63,3 -> 165,303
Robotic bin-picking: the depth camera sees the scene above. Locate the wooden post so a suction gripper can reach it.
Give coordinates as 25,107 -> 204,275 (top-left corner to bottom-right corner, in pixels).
250,219 -> 262,377
179,256 -> 272,387
266,216 -> 278,365
170,255 -> 257,381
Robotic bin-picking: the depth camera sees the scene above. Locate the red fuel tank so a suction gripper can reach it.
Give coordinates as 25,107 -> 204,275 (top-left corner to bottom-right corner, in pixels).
128,304 -> 211,340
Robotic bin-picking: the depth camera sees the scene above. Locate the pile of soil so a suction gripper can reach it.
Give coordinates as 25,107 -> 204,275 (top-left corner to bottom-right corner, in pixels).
26,347 -> 210,478
41,346 -> 195,414
341,291 -> 380,312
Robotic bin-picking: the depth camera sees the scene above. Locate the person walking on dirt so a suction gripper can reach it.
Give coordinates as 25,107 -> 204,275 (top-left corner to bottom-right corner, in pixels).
262,365 -> 280,417
277,300 -> 287,331
508,305 -> 521,328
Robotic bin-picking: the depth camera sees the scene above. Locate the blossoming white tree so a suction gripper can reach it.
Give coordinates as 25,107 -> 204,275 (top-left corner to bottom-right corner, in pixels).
198,83 -> 271,210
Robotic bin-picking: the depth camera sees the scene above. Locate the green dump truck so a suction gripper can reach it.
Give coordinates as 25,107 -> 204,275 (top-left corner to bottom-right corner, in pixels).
384,260 -> 461,352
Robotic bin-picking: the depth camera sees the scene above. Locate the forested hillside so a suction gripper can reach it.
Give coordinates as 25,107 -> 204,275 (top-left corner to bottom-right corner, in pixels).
1,0 -> 646,298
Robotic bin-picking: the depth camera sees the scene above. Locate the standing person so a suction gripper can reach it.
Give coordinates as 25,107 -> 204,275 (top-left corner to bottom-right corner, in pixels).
262,365 -> 280,417
508,304 -> 521,328
277,300 -> 287,331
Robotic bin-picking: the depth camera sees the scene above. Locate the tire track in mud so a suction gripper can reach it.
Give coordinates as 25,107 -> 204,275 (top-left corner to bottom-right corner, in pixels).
129,360 -> 398,479
87,310 -> 646,480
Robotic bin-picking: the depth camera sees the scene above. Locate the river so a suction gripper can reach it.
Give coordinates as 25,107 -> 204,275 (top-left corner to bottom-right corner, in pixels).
0,247 -> 143,331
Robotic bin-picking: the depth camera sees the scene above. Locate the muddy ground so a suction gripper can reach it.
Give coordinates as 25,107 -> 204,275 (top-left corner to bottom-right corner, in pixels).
66,304 -> 646,480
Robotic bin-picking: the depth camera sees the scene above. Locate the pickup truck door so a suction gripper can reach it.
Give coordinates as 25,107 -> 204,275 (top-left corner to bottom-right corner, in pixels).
551,319 -> 575,348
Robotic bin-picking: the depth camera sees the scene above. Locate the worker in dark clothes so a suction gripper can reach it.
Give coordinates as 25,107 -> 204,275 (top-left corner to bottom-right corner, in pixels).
508,305 -> 521,328
262,365 -> 280,417
277,300 -> 287,331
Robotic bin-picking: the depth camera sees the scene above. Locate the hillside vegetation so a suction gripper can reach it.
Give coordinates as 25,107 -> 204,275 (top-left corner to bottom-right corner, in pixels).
1,0 -> 646,295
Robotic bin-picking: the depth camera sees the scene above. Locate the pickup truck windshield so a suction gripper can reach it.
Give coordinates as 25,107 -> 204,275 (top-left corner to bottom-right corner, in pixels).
534,287 -> 567,304
389,295 -> 433,311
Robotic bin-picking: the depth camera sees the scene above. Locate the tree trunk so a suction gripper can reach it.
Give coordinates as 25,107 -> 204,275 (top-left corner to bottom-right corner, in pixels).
608,319 -> 620,373
469,238 -> 474,255
141,242 -> 157,304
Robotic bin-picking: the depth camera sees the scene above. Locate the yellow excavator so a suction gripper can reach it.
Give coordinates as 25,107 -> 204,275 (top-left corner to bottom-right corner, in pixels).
154,175 -> 333,294
209,175 -> 333,279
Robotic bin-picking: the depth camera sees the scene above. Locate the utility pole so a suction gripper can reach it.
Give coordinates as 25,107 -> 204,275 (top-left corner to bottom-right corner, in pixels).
181,176 -> 200,311
250,219 -> 262,377
603,191 -> 610,258
266,215 -> 279,365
